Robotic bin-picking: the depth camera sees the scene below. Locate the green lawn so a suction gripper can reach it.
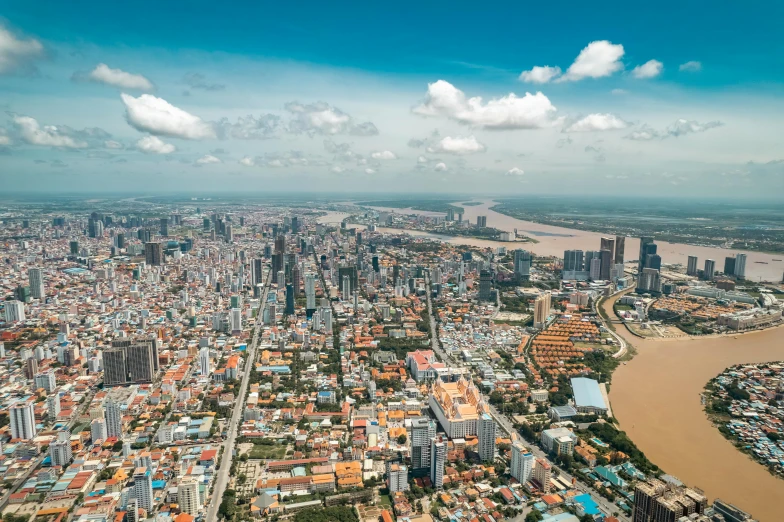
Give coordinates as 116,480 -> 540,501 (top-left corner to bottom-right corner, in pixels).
248,444 -> 287,460
378,494 -> 392,507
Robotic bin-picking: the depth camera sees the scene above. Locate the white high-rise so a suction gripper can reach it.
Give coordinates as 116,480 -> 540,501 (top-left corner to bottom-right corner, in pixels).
199,347 -> 210,376
105,398 -> 123,438
29,268 -> 45,299
91,418 -> 108,442
133,467 -> 154,512
430,436 -> 446,490
734,253 -> 747,279
50,430 -> 73,467
10,401 -> 37,440
178,477 -> 202,515
4,300 -> 25,323
477,413 -> 497,462
305,272 -> 316,311
510,441 -> 535,484
35,370 -> 57,393
410,418 -> 436,470
47,393 -> 61,420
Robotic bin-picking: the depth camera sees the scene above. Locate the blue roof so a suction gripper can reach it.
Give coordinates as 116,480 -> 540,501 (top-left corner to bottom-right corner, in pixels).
573,493 -> 600,515
152,480 -> 166,489
570,377 -> 607,410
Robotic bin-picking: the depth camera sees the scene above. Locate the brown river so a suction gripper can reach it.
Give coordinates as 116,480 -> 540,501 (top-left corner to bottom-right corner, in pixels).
319,202 -> 784,520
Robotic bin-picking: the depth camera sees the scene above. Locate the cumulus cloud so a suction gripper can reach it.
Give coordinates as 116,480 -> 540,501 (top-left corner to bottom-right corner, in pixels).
0,25 -> 45,75
679,61 -> 702,72
364,168 -> 376,174
285,101 -> 378,136
83,63 -> 154,90
136,136 -> 175,154
666,119 -> 723,137
557,40 -> 625,82
624,126 -> 661,141
216,114 -> 280,139
631,59 -> 663,79
330,165 -> 346,174
370,150 -> 397,160
506,167 -> 524,176
195,154 -> 221,165
565,113 -> 629,132
182,72 -> 225,91
413,80 -> 560,129
104,140 -> 123,149
417,155 -> 429,164
434,162 -> 448,172
121,93 -> 216,140
267,159 -> 285,168
427,135 -> 486,155
519,66 -> 562,84
239,156 -> 256,167
11,115 -> 93,149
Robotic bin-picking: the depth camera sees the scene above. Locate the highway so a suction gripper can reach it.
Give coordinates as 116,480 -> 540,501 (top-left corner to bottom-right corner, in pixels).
423,273 -> 628,521
206,269 -> 271,521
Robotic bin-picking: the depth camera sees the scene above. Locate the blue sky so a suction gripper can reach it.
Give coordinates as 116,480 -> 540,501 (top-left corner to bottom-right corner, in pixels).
1,0 -> 782,196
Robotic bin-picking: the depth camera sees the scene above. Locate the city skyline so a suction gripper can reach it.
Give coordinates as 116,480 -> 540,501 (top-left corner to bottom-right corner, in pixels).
0,1 -> 783,196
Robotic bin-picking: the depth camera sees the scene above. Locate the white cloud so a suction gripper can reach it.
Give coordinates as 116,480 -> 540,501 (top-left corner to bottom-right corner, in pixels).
364,168 -> 376,174
631,59 -> 663,79
217,114 -> 280,139
0,25 -> 44,75
427,135 -> 486,155
624,126 -> 661,141
239,156 -> 256,167
679,61 -> 702,72
370,150 -> 397,160
611,88 -> 628,95
434,162 -> 447,171
506,167 -> 525,176
121,93 -> 216,140
417,155 -> 429,164
519,65 -> 562,84
136,135 -> 175,154
87,63 -> 154,90
196,154 -> 221,165
557,40 -> 625,82
330,165 -> 346,173
565,113 -> 629,132
285,101 -> 378,136
413,80 -> 560,129
12,115 -> 88,148
267,159 -> 285,168
104,140 -> 123,149
0,134 -> 9,146
666,119 -> 723,137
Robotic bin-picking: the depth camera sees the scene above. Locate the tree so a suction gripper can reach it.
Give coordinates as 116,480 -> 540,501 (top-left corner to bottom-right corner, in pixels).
397,434 -> 407,445
525,511 -> 543,522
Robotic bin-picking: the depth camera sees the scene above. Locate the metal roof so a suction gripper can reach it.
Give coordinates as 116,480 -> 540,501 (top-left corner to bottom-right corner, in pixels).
570,377 -> 607,410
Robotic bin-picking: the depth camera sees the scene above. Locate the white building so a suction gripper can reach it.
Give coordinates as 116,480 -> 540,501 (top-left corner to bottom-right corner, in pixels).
510,442 -> 535,484
199,347 -> 210,376
29,268 -> 45,299
47,394 -> 61,420
178,477 -> 202,515
105,398 -> 123,438
305,272 -> 316,311
430,436 -> 446,490
477,413 -> 496,462
541,427 -> 578,455
4,300 -> 26,323
134,467 -> 154,512
91,418 -> 108,442
50,431 -> 73,467
10,401 -> 36,440
387,463 -> 409,493
410,418 -> 436,470
35,370 -> 57,393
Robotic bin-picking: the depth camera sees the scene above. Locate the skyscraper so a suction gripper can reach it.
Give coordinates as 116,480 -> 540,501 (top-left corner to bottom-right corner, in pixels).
145,242 -> 164,266
614,236 -> 626,264
513,250 -> 532,281
4,300 -> 26,323
160,217 -> 169,236
599,249 -> 612,280
534,292 -> 551,328
342,275 -> 351,300
47,393 -> 61,419
645,254 -> 662,271
687,256 -> 698,276
704,259 -> 716,280
723,256 -> 736,276
430,436 -> 446,490
477,413 -> 497,462
251,258 -> 263,287
10,401 -> 37,440
200,347 -> 210,376
410,418 -> 436,470
479,270 -> 493,301
734,253 -> 747,279
133,467 -> 154,512
589,257 -> 602,281
70,240 -> 79,255
285,284 -> 295,315
563,250 -> 584,272
126,341 -> 156,383
305,272 -> 316,317
600,237 -> 615,262
476,215 -> 487,227
638,236 -> 655,273
28,268 -> 45,299
510,442 -> 535,484
274,234 -> 286,254
636,268 -> 661,295
103,346 -> 127,386
105,397 -> 123,439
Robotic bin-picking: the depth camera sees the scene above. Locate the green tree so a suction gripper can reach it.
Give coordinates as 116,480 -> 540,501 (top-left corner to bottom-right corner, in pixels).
397,434 -> 407,444
525,510 -> 544,522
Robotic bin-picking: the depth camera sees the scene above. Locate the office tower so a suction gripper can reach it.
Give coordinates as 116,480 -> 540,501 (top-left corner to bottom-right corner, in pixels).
723,256 -> 736,276
47,393 -> 61,419
322,308 -> 332,331
103,346 -> 127,386
589,257 -> 602,281
638,236 -> 655,273
510,442 -> 535,484
178,477 -> 202,515
563,250 -> 584,271
251,258 -> 263,287
600,237 -> 615,262
28,268 -> 45,299
534,292 -> 551,327
145,242 -> 164,266
614,236 -> 625,264
476,215 -> 487,227
734,253 -> 747,279
599,249 -> 612,280
534,458 -> 552,493
200,347 -> 210,376
285,284 -> 295,315
392,265 -> 400,286
290,215 -> 299,233
430,436 -> 446,490
445,208 -> 454,221
477,413 -> 497,462
10,401 -> 37,440
479,270 -> 493,301
687,256 -> 698,276
342,275 -> 351,300
230,308 -> 242,333
116,233 -> 125,249
275,234 -> 286,254
338,266 -> 358,293
138,228 -> 152,243
91,418 -> 108,442
88,218 -> 100,238
410,418 -> 436,470
271,253 -> 283,284
160,217 -> 169,236
50,431 -> 73,467
386,462 -> 409,493
372,256 -> 380,272
225,224 -> 234,242
704,259 -> 716,280
305,272 -> 316,317
636,268 -> 662,295
126,341 -> 156,383
645,254 -> 662,271
513,250 -> 532,281
24,357 -> 38,380
70,240 -> 79,255
105,398 -> 123,438
35,370 -> 56,393
133,467 -> 154,512
291,263 -> 301,293
4,300 -> 26,323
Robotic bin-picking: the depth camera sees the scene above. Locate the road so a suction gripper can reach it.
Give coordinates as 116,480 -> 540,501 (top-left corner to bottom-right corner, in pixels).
206,269 -> 271,521
423,273 -> 628,521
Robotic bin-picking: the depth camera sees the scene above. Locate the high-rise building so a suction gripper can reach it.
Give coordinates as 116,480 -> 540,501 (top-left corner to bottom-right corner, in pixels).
91,418 -> 108,442
271,253 -> 283,284
534,292 -> 551,327
160,217 -> 169,236
10,401 -> 37,440
479,270 -> 493,301
477,413 -> 497,462
230,308 -> 242,333
704,259 -> 716,280
35,370 -> 56,393
563,250 -> 584,272
645,254 -> 662,271
534,458 -> 552,493
50,430 -> 73,467
614,236 -> 626,264
178,477 -> 202,515
510,442 -> 535,484
386,462 -> 409,493
599,249 -> 613,280
133,467 -> 154,512
632,478 -> 707,522
285,284 -> 295,315
145,242 -> 164,266
305,272 -> 316,317
25,357 -> 39,380
105,398 -> 123,439
636,268 -> 661,295
430,436 -> 446,490
200,347 -> 210,376
251,258 -> 263,287
103,346 -> 127,386
28,268 -> 45,299
476,215 -> 487,227
724,256 -> 736,276
4,300 -> 26,323
638,236 -> 655,274
734,253 -> 747,279
104,339 -> 157,386
711,499 -> 755,522
70,240 -> 79,255
600,237 -> 615,262
513,250 -> 532,281
47,393 -> 61,420
410,418 -> 436,470
687,256 -> 698,276
116,233 -> 125,249
126,341 -> 156,383
274,235 -> 286,254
